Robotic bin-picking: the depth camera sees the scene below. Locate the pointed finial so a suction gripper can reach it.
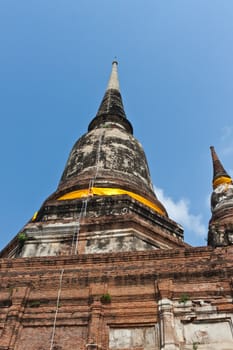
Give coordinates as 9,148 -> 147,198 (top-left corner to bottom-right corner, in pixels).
106,60 -> 120,91
210,146 -> 232,189
88,60 -> 133,132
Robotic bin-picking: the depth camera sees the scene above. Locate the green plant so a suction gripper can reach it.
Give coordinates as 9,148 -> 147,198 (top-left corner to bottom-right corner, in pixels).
193,342 -> 199,350
8,286 -> 14,296
179,293 -> 190,304
18,232 -> 27,242
100,293 -> 111,304
28,300 -> 41,308
103,124 -> 109,128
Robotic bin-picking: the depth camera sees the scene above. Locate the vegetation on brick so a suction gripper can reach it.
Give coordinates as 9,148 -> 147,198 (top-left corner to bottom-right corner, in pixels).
18,232 -> 27,242
100,293 -> 111,304
28,300 -> 41,308
179,293 -> 190,304
193,342 -> 199,350
8,286 -> 14,296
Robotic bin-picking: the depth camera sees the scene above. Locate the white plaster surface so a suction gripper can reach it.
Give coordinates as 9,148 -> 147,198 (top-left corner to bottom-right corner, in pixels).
85,233 -> 157,253
22,241 -> 60,257
19,222 -> 77,257
212,183 -> 233,212
183,319 -> 233,346
109,326 -> 157,349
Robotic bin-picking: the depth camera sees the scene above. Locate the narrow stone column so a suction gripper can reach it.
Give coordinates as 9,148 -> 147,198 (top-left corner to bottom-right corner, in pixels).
159,298 -> 179,350
87,302 -> 104,350
0,286 -> 30,349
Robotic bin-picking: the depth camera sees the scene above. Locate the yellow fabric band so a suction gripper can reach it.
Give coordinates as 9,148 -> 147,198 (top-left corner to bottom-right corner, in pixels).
32,211 -> 38,221
58,187 -> 165,216
213,176 -> 232,189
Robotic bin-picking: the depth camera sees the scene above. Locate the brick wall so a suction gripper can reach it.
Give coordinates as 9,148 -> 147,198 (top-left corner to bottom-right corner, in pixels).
0,246 -> 232,349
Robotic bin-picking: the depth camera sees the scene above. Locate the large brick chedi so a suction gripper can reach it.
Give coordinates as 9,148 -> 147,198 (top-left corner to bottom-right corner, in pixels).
0,62 -> 233,350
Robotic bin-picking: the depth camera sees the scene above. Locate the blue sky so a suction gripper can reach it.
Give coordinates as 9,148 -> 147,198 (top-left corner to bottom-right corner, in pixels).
1,0 -> 233,249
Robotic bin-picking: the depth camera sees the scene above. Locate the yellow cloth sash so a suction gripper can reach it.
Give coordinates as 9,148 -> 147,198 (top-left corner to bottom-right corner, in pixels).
213,176 -> 232,189
32,211 -> 38,221
58,187 -> 165,216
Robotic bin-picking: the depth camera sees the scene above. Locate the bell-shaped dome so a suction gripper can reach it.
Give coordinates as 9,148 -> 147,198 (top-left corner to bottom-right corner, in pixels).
55,61 -> 167,216
0,61 -> 188,260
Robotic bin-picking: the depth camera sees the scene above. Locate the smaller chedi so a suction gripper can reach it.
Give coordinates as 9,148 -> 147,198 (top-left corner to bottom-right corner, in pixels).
208,146 -> 233,247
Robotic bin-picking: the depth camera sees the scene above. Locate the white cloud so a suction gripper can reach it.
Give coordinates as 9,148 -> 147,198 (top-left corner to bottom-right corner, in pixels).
154,186 -> 206,237
222,145 -> 233,156
221,126 -> 233,142
221,125 -> 233,142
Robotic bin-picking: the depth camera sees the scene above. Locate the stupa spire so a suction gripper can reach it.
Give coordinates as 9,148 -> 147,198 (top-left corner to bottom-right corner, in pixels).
106,60 -> 120,91
210,146 -> 232,189
88,61 -> 132,133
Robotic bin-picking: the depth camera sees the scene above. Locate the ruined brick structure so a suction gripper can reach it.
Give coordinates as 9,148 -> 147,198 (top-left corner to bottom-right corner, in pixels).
0,62 -> 233,349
